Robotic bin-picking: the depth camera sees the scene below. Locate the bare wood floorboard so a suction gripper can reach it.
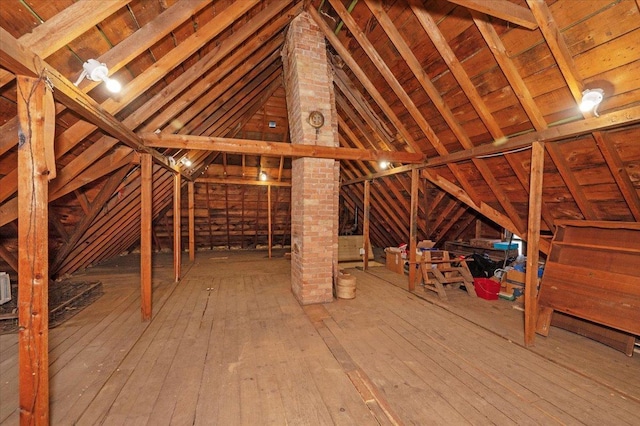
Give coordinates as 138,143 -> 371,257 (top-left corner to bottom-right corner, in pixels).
1,252 -> 639,425
366,265 -> 640,400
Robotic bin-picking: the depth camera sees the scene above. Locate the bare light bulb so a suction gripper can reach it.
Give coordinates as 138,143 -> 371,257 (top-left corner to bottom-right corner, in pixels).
579,88 -> 604,115
105,78 -> 121,93
74,59 -> 121,93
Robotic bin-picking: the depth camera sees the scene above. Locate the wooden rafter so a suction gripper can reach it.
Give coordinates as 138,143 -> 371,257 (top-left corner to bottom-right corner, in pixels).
327,0 -> 491,212
308,6 -> 421,153
446,0 -> 538,30
0,0 -> 132,90
0,28 -> 170,168
526,0 -> 640,222
471,11 -> 597,220
409,0 -> 556,230
365,0 -> 526,235
51,165 -> 133,275
139,2 -> 297,134
0,147 -> 134,227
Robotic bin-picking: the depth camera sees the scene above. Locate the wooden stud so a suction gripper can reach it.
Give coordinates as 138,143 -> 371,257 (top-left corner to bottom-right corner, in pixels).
17,75 -> 53,425
241,185 -> 246,249
188,181 -> 195,262
173,173 -> 181,282
254,187 -> 262,248
524,142 -> 545,346
363,180 -> 371,271
408,168 -> 419,291
224,184 -> 231,249
140,153 -> 153,321
205,182 -> 214,250
268,185 -> 272,259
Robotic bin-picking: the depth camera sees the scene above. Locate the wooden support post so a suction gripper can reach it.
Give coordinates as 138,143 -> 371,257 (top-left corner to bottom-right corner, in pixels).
205,182 -> 214,250
17,75 -> 54,425
254,187 -> 261,247
363,180 -> 371,270
140,153 -> 153,321
240,185 -> 245,249
408,168 -> 419,291
224,185 -> 231,249
188,181 -> 195,262
423,180 -> 430,238
268,185 -> 272,259
524,141 -> 545,346
173,173 -> 181,282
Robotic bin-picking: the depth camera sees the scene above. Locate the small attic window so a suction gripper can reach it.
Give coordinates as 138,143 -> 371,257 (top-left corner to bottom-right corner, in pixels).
268,121 -> 277,128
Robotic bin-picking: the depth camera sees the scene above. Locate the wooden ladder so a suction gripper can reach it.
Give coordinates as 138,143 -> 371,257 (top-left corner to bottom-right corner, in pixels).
415,250 -> 477,301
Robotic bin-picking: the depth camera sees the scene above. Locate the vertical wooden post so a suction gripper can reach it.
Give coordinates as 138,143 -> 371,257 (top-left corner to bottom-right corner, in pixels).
140,153 -> 153,321
17,75 -> 54,425
524,141 -> 545,346
188,181 -> 195,262
408,168 -> 419,291
268,185 -> 272,259
173,173 -> 181,282
363,180 -> 371,270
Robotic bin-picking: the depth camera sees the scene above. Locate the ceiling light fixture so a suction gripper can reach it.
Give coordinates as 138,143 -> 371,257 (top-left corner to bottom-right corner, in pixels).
379,160 -> 390,170
579,88 -> 604,116
74,59 -> 121,93
259,171 -> 267,181
180,157 -> 192,167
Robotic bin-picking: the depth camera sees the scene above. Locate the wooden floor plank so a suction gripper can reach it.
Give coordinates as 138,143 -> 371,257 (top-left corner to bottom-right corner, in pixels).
338,268 -> 640,424
2,252 -> 639,425
369,266 -> 640,400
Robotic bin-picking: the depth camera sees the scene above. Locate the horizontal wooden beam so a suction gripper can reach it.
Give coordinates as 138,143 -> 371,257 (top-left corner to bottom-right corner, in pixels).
447,0 -> 538,30
141,134 -> 425,163
426,105 -> 640,167
196,177 -> 291,187
0,27 -> 175,173
340,164 -> 416,186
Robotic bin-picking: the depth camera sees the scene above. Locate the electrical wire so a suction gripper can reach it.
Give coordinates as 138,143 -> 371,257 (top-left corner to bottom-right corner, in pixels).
476,145 -> 532,159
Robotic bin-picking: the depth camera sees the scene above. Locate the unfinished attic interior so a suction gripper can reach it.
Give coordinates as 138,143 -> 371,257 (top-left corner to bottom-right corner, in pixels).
1,0 -> 639,423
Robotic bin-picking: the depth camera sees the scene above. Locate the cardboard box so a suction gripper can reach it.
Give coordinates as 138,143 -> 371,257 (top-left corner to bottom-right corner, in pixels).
504,269 -> 526,285
384,247 -> 405,275
417,240 -> 435,249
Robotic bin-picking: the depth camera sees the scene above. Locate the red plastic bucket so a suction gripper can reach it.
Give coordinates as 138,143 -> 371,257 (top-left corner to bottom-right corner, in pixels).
474,278 -> 500,300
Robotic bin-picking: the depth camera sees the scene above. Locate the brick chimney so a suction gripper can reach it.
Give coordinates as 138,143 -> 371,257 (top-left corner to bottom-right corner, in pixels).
282,11 -> 339,305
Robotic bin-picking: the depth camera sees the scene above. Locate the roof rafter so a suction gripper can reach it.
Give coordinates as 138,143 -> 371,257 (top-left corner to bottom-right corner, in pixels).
447,0 -> 538,30
365,0 -> 526,235
526,0 -> 640,221
471,10 -> 597,220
